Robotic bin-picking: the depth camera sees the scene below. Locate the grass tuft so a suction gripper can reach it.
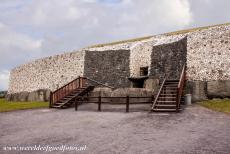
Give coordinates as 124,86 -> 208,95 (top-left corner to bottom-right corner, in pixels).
0,99 -> 49,112
199,98 -> 230,114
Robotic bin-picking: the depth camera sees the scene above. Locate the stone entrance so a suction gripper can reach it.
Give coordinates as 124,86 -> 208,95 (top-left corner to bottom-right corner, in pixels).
128,76 -> 149,88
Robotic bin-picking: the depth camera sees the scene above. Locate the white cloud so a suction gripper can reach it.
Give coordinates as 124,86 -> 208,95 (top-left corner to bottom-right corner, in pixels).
0,22 -> 42,51
0,22 -> 42,81
0,70 -> 9,91
158,0 -> 193,26
0,0 -> 193,90
0,0 -> 229,91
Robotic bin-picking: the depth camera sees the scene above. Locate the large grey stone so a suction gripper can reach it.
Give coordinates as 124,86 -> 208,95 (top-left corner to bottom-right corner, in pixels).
6,89 -> 50,102
89,88 -> 113,102
89,88 -> 153,104
18,92 -> 29,102
207,80 -> 230,98
110,88 -> 153,104
187,81 -> 207,102
143,78 -> 159,93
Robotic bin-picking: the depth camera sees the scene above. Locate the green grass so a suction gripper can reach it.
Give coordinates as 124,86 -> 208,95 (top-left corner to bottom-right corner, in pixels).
199,99 -> 230,114
164,22 -> 230,36
0,98 -> 49,112
87,22 -> 230,48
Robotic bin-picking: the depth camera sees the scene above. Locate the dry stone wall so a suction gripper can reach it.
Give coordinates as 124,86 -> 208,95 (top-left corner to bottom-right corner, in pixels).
150,37 -> 187,80
84,50 -> 131,88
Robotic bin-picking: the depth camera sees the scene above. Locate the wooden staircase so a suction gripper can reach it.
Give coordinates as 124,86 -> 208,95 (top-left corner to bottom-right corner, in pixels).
152,65 -> 186,112
49,77 -> 94,109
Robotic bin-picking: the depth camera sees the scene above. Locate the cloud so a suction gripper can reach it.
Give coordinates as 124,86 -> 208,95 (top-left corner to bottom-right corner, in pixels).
188,0 -> 230,27
0,22 -> 42,71
0,0 -> 229,90
0,70 -> 9,91
0,22 -> 42,51
0,0 -> 193,91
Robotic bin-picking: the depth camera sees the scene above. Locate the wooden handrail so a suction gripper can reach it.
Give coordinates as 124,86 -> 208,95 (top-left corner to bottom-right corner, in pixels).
176,65 -> 186,111
152,76 -> 166,109
178,65 -> 185,89
75,95 -> 154,112
52,76 -> 85,94
50,76 -> 87,107
49,76 -> 114,107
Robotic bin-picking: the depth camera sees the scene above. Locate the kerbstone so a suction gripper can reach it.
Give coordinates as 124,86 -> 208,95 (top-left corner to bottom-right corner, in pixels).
207,81 -> 230,98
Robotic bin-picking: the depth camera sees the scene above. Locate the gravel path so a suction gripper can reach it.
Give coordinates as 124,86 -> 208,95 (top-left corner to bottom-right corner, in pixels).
0,104 -> 230,154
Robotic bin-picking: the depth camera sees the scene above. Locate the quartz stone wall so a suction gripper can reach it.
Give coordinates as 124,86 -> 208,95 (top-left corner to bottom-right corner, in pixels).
129,41 -> 153,77
7,24 -> 230,101
8,51 -> 85,94
186,25 -> 230,81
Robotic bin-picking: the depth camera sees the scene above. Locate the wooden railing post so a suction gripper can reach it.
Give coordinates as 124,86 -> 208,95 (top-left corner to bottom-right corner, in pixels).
176,88 -> 179,112
176,65 -> 186,112
75,97 -> 78,111
151,95 -> 154,103
98,95 -> 101,111
126,95 -> 130,113
79,77 -> 82,88
49,92 -> 53,108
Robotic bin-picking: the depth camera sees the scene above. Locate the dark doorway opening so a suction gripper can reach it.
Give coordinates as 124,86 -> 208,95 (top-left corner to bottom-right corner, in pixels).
128,76 -> 149,88
140,67 -> 148,76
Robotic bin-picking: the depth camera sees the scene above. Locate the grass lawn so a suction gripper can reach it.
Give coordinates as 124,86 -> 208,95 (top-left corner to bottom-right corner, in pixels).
0,98 -> 49,112
199,99 -> 230,114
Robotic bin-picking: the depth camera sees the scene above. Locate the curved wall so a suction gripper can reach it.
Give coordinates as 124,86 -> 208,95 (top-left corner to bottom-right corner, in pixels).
7,24 -> 230,101
8,51 -> 85,94
186,25 -> 230,81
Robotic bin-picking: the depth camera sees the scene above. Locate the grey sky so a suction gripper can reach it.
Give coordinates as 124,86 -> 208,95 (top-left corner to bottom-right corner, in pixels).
0,0 -> 230,90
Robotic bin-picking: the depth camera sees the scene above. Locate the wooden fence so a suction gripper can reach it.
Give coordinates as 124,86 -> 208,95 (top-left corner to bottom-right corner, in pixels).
75,95 -> 154,112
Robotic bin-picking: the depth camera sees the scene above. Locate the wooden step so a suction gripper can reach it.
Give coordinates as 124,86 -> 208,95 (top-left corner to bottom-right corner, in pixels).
163,87 -> 177,89
152,108 -> 177,112
54,102 -> 64,105
157,100 -> 176,103
164,85 -> 178,87
65,96 -> 75,99
61,98 -> 72,100
158,97 -> 176,99
162,90 -> 177,92
160,93 -> 176,95
155,104 -> 176,107
164,86 -> 178,88
51,105 -> 62,108
166,80 -> 179,82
